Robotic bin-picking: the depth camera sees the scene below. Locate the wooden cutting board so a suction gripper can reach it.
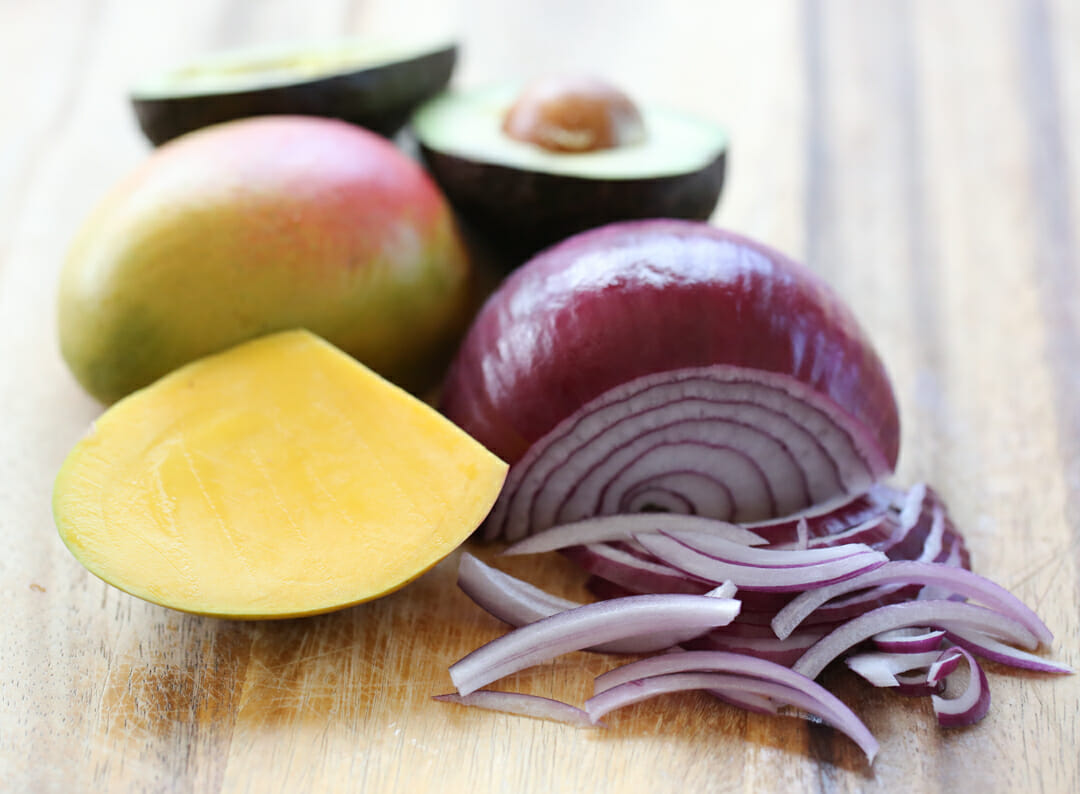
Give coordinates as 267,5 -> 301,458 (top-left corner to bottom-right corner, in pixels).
2,1 -> 1077,792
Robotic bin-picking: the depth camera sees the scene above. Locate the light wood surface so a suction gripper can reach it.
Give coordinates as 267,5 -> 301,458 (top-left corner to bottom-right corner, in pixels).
2,1 -> 1078,792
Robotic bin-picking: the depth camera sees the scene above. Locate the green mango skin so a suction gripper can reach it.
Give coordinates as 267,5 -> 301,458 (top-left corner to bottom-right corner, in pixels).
60,115 -> 471,403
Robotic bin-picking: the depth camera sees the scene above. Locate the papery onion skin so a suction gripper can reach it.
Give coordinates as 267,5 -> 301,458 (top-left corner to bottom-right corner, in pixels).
440,219 -> 900,470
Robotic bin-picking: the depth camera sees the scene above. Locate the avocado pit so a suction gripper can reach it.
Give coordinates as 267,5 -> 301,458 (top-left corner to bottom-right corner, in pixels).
502,75 -> 646,153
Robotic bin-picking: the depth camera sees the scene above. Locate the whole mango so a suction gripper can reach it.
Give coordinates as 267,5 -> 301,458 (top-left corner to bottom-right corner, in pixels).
59,115 -> 471,403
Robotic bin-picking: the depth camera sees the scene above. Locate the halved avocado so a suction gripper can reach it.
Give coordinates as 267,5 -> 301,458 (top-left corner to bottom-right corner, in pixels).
412,81 -> 728,260
131,37 -> 457,145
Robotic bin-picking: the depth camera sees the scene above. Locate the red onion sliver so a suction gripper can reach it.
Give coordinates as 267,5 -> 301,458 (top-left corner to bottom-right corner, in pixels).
893,670 -> 944,697
915,504 -> 946,562
636,532 -> 887,591
945,627 -> 1075,674
844,651 -> 945,687
708,689 -> 780,715
708,581 -> 738,599
664,530 -> 877,567
459,552 -> 579,622
796,517 -> 809,550
898,483 -> 927,531
683,628 -> 827,667
449,594 -> 740,696
929,647 -> 991,727
792,600 -> 1040,681
457,553 -> 714,655
741,484 -> 900,545
585,671 -> 878,763
434,691 -> 597,728
502,513 -> 767,556
561,543 -> 712,595
594,649 -> 834,697
927,648 -> 965,686
771,560 -> 1053,644
785,583 -> 918,625
873,627 -> 947,653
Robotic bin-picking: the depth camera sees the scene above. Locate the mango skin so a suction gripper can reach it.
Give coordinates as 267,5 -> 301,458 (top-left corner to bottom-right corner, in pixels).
59,115 -> 471,404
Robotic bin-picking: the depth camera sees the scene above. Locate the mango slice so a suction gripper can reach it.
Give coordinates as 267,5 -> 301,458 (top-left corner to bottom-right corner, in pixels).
53,329 -> 507,618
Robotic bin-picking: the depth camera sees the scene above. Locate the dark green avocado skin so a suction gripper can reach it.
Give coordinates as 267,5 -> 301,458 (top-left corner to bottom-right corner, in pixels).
133,45 -> 457,145
417,144 -> 726,264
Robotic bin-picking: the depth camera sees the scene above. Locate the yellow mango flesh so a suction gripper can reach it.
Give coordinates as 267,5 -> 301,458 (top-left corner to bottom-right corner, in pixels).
52,330 -> 507,618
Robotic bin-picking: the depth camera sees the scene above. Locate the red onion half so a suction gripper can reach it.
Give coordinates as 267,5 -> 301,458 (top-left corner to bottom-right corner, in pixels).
442,220 -> 899,541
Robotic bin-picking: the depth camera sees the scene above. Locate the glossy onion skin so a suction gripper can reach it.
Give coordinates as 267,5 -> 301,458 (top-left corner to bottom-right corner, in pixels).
440,220 -> 900,470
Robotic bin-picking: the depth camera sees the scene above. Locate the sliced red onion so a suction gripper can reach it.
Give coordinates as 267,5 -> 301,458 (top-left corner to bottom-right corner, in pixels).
771,561 -> 1052,644
792,601 -> 1040,681
873,627 -> 947,653
742,484 -> 900,545
708,689 -> 780,715
915,503 -> 946,562
893,670 -> 945,697
926,648 -> 965,685
845,651 -> 946,687
928,647 -> 991,727
560,543 -> 712,595
886,486 -> 966,564
595,649 -> 847,698
635,532 -> 887,591
806,516 -> 895,549
457,553 -> 714,654
945,627 -> 1075,674
783,584 -> 919,625
664,528 -> 877,567
682,627 -> 828,667
450,594 -> 740,696
585,671 -> 878,763
708,581 -> 738,599
433,691 -> 597,728
458,552 -> 580,623
501,513 -> 766,556
898,483 -> 927,531
795,517 -> 809,550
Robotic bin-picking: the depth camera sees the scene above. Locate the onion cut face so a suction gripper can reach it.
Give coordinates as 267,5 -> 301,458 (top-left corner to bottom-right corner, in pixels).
480,367 -> 894,542
436,221 -> 1068,763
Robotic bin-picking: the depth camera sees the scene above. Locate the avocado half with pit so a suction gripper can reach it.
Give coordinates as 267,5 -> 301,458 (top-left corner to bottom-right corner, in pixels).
131,37 -> 457,145
412,78 -> 728,258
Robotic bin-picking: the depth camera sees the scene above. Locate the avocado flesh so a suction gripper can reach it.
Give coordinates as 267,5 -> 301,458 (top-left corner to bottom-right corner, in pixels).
131,38 -> 457,145
412,86 -> 728,260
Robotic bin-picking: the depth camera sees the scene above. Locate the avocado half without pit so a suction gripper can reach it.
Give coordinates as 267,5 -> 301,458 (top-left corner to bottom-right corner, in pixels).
131,37 -> 457,145
412,75 -> 728,259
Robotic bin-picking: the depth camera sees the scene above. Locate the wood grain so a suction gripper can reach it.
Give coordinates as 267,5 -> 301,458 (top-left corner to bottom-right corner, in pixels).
1,1 -> 1077,792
